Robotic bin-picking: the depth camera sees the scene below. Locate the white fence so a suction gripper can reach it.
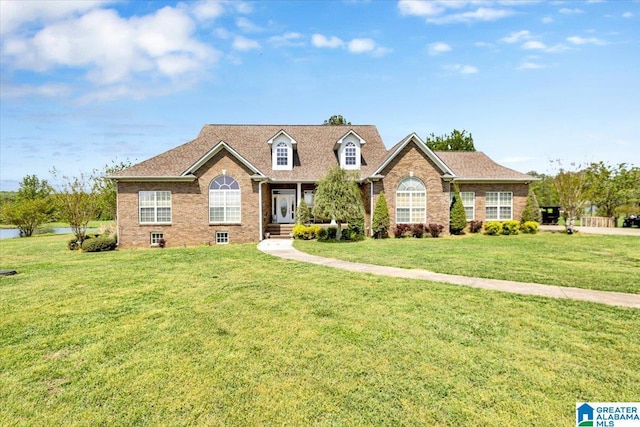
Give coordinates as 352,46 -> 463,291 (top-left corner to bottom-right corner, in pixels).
581,216 -> 615,228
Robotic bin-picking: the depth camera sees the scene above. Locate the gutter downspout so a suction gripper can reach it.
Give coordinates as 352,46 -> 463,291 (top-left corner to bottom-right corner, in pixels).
258,181 -> 266,241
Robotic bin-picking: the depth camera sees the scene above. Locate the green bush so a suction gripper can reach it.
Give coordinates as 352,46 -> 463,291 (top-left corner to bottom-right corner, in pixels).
81,236 -> 117,252
317,227 -> 328,241
67,238 -> 81,251
521,221 -> 539,234
521,190 -> 542,223
295,200 -> 311,225
449,184 -> 467,235
372,192 -> 390,239
484,221 -> 502,236
292,224 -> 322,240
501,220 -> 520,235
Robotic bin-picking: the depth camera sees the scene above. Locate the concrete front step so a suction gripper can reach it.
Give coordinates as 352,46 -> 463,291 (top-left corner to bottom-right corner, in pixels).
265,223 -> 294,238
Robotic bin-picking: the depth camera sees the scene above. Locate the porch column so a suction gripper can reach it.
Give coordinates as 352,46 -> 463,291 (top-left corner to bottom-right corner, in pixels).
297,182 -> 302,206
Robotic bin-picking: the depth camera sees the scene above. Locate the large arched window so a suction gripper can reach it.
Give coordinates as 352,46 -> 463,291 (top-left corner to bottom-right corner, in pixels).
276,142 -> 289,166
210,175 -> 241,223
396,177 -> 426,224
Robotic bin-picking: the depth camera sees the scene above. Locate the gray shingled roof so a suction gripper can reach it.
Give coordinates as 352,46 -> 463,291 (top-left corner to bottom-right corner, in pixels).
111,125 -> 535,182
435,151 -> 534,181
111,125 -> 390,181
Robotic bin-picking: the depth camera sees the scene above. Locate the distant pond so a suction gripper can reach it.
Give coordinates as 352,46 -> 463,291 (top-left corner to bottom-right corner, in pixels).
0,228 -> 98,240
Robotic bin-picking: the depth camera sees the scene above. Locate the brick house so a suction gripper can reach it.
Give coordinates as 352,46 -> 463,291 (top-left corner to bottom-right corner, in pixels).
110,124 -> 535,248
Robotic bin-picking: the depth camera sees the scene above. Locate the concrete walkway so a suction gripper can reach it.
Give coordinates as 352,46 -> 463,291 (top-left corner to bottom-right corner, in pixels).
257,239 -> 640,309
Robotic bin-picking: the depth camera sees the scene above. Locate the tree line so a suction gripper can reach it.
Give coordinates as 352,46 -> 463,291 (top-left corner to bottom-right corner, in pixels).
0,161 -> 131,242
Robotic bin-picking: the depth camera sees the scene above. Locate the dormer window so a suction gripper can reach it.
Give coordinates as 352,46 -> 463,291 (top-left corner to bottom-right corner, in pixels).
269,130 -> 296,171
276,142 -> 289,167
335,130 -> 365,170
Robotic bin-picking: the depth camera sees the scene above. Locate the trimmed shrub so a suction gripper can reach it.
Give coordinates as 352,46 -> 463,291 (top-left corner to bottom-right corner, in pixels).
469,220 -> 483,233
81,236 -> 117,252
372,192 -> 390,239
521,190 -> 542,223
427,223 -> 444,238
521,221 -> 539,234
293,224 -> 323,240
326,227 -> 338,240
411,223 -> 426,238
501,220 -> 520,235
450,184 -> 467,235
317,227 -> 328,241
484,221 -> 502,236
393,224 -> 412,238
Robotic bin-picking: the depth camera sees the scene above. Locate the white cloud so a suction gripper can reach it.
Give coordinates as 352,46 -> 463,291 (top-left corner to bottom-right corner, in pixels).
190,1 -> 226,21
232,35 -> 260,51
1,5 -> 218,91
501,30 -> 532,44
521,40 -> 547,50
542,16 -> 553,24
0,0 -> 110,35
517,62 -> 546,70
311,33 -> 344,48
559,8 -> 584,14
268,32 -> 304,47
445,64 -> 478,75
236,17 -> 262,33
348,38 -> 375,53
622,12 -> 633,18
567,36 -> 607,46
0,83 -> 72,98
429,7 -> 513,24
428,42 -> 451,55
397,0 -> 444,17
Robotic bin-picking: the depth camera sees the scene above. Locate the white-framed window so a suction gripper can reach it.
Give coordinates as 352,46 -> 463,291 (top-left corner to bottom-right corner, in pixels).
344,142 -> 357,166
150,232 -> 164,245
216,231 -> 229,244
450,191 -> 475,221
276,142 -> 289,167
139,191 -> 171,224
485,191 -> 513,220
210,176 -> 241,223
396,177 -> 426,224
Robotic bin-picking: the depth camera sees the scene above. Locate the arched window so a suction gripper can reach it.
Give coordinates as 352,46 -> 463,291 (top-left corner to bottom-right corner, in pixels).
276,142 -> 289,167
396,177 -> 426,224
209,175 -> 241,223
344,142 -> 357,166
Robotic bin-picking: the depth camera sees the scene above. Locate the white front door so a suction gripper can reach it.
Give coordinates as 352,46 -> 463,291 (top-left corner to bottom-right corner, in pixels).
274,193 -> 295,223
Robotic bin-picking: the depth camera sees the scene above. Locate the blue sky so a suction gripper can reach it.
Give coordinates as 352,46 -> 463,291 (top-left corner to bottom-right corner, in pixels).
1,0 -> 638,190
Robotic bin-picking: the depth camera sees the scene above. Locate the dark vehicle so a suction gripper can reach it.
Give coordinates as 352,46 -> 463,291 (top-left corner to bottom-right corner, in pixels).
540,206 -> 561,225
622,215 -> 640,228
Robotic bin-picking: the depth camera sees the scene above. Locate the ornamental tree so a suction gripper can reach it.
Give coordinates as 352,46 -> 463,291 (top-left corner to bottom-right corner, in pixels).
449,184 -> 467,234
312,166 -> 364,240
521,189 -> 542,223
372,192 -> 390,239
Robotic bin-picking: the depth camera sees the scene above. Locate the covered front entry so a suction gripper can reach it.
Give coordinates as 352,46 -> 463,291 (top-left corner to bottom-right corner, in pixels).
272,189 -> 295,224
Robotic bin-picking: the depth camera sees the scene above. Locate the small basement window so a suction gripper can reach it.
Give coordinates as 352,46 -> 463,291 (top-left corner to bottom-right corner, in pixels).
150,232 -> 164,246
216,231 -> 229,244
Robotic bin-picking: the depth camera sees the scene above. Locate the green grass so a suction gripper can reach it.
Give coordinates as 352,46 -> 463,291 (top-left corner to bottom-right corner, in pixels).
1,235 -> 639,426
294,232 -> 640,294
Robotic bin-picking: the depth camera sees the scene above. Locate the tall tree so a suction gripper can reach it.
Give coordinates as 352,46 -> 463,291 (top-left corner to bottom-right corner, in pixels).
323,115 -> 351,125
585,162 -> 640,219
527,171 -> 558,206
92,159 -> 132,221
52,170 -> 98,244
521,189 -> 542,223
312,166 -> 364,240
0,175 -> 55,236
425,129 -> 475,151
551,161 -> 588,227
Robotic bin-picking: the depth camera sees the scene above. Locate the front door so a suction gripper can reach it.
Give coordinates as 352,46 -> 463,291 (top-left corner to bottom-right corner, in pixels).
274,192 -> 295,223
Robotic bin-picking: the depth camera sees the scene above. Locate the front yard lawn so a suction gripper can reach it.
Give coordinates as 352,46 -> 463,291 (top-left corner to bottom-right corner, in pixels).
1,235 -> 638,425
294,232 -> 640,294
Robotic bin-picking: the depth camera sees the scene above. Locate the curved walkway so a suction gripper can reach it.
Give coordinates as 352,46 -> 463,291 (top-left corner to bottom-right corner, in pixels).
257,239 -> 640,309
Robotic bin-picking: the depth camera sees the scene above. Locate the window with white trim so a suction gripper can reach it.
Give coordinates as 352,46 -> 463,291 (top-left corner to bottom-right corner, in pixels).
150,232 -> 164,245
344,142 -> 357,166
209,176 -> 241,223
216,231 -> 229,244
396,177 -> 426,224
450,191 -> 475,221
276,142 -> 289,167
485,192 -> 512,220
139,191 -> 171,224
